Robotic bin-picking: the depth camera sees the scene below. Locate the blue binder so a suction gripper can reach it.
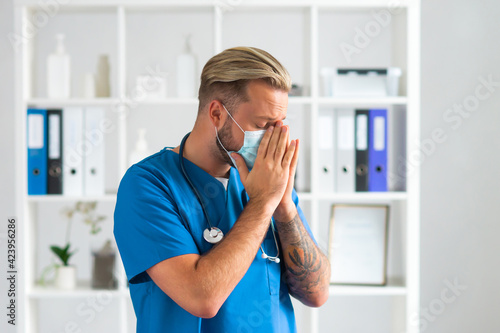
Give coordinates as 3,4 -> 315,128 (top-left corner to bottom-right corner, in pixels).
27,108 -> 47,195
368,109 -> 388,192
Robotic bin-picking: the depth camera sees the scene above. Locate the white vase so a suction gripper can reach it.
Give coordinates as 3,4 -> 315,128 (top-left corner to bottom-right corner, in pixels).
55,265 -> 77,289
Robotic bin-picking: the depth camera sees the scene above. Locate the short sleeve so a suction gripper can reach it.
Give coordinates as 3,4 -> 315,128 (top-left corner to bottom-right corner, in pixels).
113,165 -> 200,284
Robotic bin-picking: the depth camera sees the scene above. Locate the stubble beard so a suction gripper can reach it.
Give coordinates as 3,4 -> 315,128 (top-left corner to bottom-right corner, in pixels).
213,121 -> 239,168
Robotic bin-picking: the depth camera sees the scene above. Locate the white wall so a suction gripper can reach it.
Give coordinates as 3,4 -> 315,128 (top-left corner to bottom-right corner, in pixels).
1,0 -> 500,332
420,0 -> 500,332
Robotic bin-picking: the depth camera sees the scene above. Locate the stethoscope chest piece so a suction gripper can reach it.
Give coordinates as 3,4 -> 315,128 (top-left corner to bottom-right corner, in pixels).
203,227 -> 224,244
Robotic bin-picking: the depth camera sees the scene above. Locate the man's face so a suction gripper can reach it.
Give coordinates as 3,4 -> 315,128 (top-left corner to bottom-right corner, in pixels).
215,80 -> 289,165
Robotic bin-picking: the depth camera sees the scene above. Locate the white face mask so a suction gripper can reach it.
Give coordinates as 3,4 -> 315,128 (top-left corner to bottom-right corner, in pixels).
215,104 -> 266,170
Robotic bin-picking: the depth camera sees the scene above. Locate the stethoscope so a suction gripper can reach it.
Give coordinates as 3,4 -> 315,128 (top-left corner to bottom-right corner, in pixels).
178,132 -> 280,263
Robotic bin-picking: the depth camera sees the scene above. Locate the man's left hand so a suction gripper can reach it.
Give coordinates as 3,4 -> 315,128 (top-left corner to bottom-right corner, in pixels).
273,136 -> 300,222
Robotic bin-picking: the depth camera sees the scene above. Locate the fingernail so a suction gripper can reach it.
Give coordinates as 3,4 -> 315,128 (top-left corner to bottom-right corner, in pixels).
291,140 -> 296,146
231,153 -> 238,159
268,126 -> 274,132
282,126 -> 286,133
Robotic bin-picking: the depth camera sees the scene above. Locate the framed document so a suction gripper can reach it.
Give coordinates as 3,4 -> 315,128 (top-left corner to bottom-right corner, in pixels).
328,204 -> 389,286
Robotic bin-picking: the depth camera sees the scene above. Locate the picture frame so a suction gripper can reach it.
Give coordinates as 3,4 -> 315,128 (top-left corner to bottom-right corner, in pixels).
328,204 -> 390,286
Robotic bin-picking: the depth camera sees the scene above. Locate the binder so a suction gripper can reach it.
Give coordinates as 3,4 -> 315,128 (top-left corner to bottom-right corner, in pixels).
84,107 -> 105,196
317,109 -> 335,192
286,109 -> 309,192
368,109 -> 388,192
47,109 -> 63,194
335,109 -> 355,193
63,107 -> 84,196
387,106 -> 407,191
355,110 -> 370,192
27,109 -> 47,195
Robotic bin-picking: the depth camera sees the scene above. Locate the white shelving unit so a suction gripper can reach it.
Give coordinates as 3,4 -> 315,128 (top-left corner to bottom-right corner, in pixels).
14,1 -> 421,332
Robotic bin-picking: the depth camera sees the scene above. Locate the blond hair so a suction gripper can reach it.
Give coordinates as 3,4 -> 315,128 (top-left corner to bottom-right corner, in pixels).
198,47 -> 291,114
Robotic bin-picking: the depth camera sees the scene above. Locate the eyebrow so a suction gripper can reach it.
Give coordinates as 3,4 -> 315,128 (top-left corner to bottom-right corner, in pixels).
256,115 -> 286,121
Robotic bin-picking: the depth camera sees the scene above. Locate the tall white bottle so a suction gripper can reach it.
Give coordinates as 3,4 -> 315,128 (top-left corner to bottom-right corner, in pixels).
176,35 -> 196,98
128,128 -> 152,167
47,34 -> 71,99
95,54 -> 111,97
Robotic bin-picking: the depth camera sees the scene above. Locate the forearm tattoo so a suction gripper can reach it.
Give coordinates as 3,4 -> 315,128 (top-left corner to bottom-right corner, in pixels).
276,214 -> 329,299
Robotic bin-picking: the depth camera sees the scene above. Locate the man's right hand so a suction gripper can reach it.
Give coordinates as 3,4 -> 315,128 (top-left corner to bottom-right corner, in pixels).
231,121 -> 296,214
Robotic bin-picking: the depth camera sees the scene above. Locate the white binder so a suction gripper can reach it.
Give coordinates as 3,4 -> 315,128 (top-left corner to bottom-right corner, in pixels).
317,109 -> 335,192
63,107 -> 84,196
387,106 -> 407,191
335,109 -> 355,193
83,107 -> 105,196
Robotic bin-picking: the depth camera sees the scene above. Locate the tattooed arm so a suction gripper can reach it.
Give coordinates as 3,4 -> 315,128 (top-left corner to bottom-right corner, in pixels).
274,208 -> 331,307
271,138 -> 330,307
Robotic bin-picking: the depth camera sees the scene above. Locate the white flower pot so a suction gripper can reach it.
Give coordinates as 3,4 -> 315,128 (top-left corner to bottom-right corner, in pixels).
55,265 -> 77,289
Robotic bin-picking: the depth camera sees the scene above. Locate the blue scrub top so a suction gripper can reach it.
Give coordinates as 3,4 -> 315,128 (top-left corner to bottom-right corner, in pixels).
113,147 -> 315,333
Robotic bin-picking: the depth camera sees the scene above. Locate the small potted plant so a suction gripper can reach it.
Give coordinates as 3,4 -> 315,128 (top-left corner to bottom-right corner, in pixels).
51,243 -> 77,289
48,203 -> 80,290
39,201 -> 107,290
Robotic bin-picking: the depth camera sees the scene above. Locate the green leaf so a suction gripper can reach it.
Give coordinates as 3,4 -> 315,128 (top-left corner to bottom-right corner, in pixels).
50,243 -> 77,266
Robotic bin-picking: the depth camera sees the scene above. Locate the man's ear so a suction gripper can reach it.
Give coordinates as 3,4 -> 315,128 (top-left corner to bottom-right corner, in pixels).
208,100 -> 225,128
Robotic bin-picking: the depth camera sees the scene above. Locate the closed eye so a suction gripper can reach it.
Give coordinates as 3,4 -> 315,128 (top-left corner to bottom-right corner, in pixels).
255,117 -> 287,129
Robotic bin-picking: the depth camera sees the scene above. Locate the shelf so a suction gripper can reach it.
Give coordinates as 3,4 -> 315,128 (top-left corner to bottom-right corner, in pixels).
25,97 -> 201,108
317,96 -> 408,107
317,192 -> 407,201
329,278 -> 406,296
25,96 -> 406,108
16,0 -> 412,9
132,97 -> 199,106
25,97 -> 200,108
27,194 -> 117,203
29,280 -> 128,299
26,98 -> 120,107
24,96 -> 406,108
297,192 -> 407,201
289,96 -> 313,104
297,192 -> 313,200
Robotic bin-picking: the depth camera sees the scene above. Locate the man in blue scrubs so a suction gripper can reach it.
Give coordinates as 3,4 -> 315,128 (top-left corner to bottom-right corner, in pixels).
114,47 -> 330,332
